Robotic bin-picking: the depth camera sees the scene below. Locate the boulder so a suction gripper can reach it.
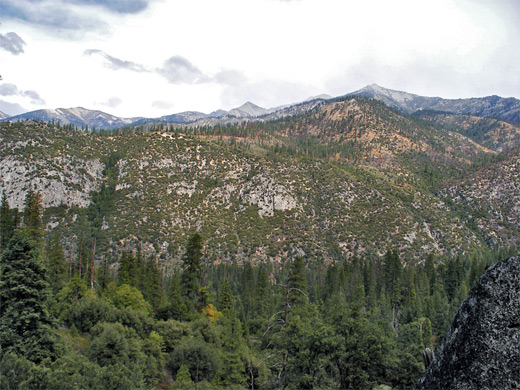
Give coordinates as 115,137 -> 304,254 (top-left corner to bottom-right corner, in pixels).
416,256 -> 520,389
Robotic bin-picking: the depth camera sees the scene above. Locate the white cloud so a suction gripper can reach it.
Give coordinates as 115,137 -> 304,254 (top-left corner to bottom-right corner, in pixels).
0,83 -> 45,105
0,100 -> 27,116
0,0 -> 517,117
98,97 -> 122,108
84,49 -> 149,72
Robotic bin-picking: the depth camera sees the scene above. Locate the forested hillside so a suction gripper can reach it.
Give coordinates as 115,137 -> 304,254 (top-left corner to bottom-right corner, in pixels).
1,192 -> 514,389
1,94 -> 520,389
2,96 -> 519,263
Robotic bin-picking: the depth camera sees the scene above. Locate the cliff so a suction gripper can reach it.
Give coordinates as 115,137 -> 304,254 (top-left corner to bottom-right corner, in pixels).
416,256 -> 520,389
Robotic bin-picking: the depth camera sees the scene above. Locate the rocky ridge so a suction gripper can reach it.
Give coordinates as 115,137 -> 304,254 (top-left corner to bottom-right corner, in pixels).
416,256 -> 520,389
351,84 -> 520,126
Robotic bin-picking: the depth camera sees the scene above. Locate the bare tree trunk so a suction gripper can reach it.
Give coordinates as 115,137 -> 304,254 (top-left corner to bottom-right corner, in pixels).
90,237 -> 96,289
68,243 -> 72,282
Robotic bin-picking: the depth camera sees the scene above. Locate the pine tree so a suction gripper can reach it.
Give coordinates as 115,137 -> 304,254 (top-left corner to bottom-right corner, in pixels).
22,190 -> 44,245
383,249 -> 402,331
180,233 -> 203,314
241,262 -> 255,317
287,256 -> 308,309
173,364 -> 193,389
141,257 -> 162,313
168,273 -> 188,320
219,316 -> 246,386
254,266 -> 270,318
46,234 -> 68,293
0,231 -> 58,362
218,277 -> 235,314
118,251 -> 137,286
0,193 -> 17,252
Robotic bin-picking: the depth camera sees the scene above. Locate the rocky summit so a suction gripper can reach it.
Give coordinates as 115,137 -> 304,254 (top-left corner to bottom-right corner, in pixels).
415,256 -> 520,389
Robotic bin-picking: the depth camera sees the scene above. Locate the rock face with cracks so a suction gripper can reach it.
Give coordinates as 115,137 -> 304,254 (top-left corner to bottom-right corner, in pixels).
416,256 -> 520,389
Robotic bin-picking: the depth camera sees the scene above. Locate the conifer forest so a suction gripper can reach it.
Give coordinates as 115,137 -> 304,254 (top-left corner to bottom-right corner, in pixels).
0,188 -> 513,389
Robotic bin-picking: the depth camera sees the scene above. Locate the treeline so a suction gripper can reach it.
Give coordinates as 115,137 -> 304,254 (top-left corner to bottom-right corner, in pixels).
0,192 -> 514,389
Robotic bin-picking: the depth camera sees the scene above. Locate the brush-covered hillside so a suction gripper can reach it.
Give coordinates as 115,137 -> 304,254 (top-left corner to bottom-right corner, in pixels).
1,96 -> 519,264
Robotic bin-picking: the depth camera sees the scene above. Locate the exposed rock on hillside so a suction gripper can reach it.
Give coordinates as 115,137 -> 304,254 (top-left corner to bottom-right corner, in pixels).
415,256 -> 520,389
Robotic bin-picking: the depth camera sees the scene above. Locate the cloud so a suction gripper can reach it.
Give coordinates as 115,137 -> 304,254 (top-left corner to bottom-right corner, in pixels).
220,79 -> 317,110
0,0 -> 157,36
0,84 -> 19,96
71,0 -> 153,14
157,56 -> 248,86
0,100 -> 27,116
213,69 -> 247,86
99,97 -> 122,108
0,0 -> 106,34
0,83 -> 46,105
0,32 -> 26,55
152,100 -> 174,110
157,56 -> 209,84
85,49 -> 149,72
84,49 -> 247,88
23,90 -> 46,105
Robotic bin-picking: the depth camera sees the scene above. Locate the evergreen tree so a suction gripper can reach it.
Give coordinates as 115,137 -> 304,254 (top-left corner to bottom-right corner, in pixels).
96,251 -> 114,293
0,193 -> 17,252
118,251 -> 137,286
240,262 -> 255,317
218,277 -> 235,314
22,190 -> 44,245
180,233 -> 203,314
46,234 -> 68,293
0,231 -> 58,362
173,364 -> 193,389
145,258 -> 163,314
254,266 -> 270,318
219,316 -> 246,387
287,256 -> 308,309
383,249 -> 402,331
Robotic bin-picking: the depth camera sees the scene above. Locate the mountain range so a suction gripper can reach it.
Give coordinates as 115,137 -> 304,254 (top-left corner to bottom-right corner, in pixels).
2,85 -> 519,130
0,95 -> 331,130
351,84 -> 520,126
1,85 -> 520,264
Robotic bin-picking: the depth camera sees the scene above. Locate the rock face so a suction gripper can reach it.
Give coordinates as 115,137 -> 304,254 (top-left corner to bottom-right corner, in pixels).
416,256 -> 520,389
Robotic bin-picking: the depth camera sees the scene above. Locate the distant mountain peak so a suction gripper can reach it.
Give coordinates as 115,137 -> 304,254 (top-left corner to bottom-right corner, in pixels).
228,101 -> 269,117
304,94 -> 332,102
349,84 -> 520,125
1,106 -> 141,130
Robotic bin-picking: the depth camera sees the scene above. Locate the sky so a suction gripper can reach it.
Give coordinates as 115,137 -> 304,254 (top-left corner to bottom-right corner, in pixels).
0,0 -> 519,118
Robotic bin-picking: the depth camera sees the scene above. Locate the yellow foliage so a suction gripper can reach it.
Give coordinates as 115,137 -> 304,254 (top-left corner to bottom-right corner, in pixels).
202,303 -> 223,323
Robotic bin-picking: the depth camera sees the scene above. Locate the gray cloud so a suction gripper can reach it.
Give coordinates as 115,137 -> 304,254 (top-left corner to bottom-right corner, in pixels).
157,56 -> 210,84
0,0 -> 157,36
0,83 -> 46,105
156,56 -> 248,86
0,100 -> 27,116
213,69 -> 248,86
71,0 -> 152,14
220,79 -> 317,110
84,49 -> 248,87
152,100 -> 174,110
0,83 -> 20,96
1,0 -> 106,34
100,97 -> 123,108
85,49 -> 149,72
0,32 -> 26,55
23,90 -> 45,105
